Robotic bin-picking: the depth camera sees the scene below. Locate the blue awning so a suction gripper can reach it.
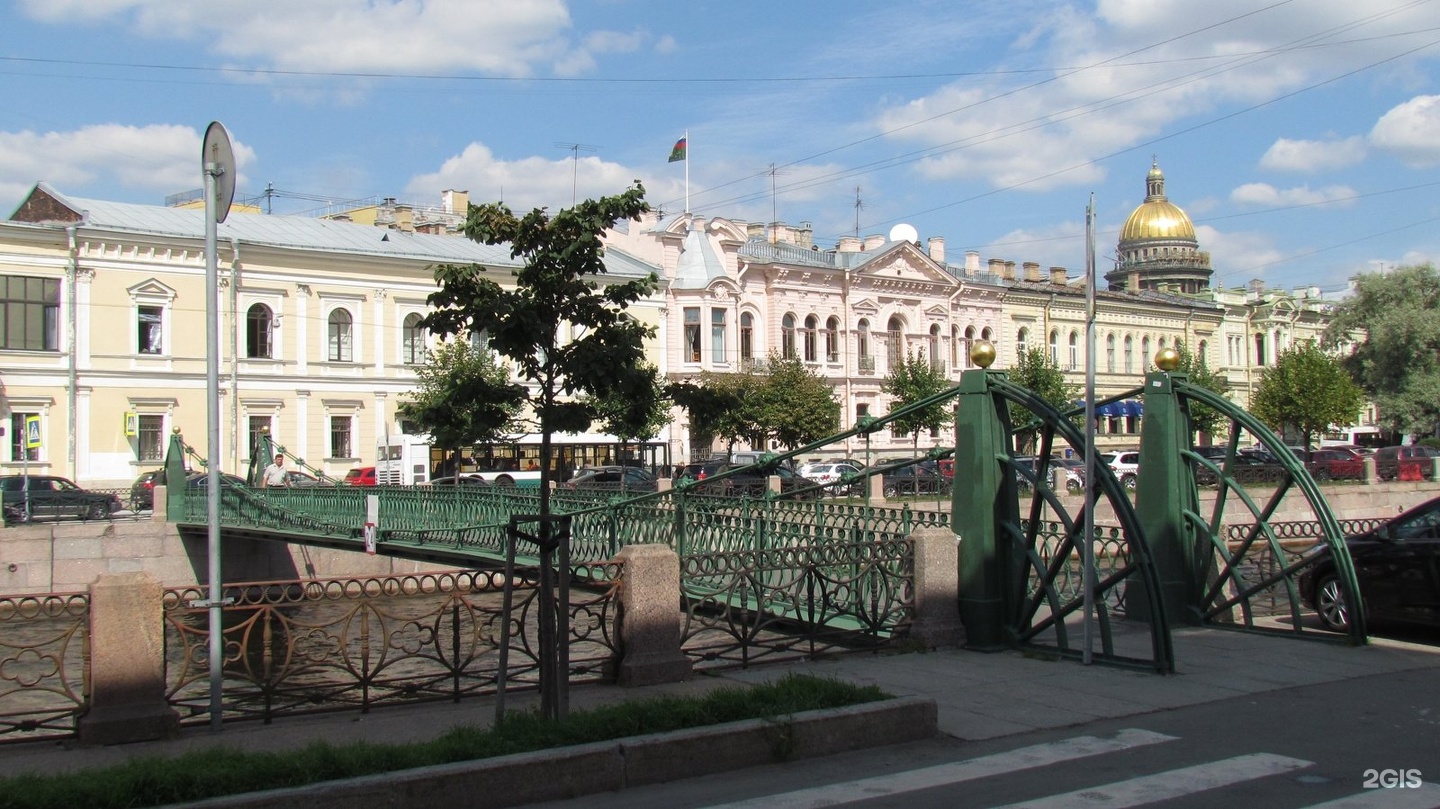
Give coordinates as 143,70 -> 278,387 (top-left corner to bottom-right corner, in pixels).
1117,400 -> 1143,417
1097,401 -> 1123,418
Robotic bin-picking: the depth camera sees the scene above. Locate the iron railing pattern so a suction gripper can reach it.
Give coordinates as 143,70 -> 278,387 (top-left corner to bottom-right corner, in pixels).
0,593 -> 88,744
161,567 -> 620,726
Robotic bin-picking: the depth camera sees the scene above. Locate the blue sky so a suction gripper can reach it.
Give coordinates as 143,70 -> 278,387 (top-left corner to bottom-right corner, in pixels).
4,0 -> 1440,293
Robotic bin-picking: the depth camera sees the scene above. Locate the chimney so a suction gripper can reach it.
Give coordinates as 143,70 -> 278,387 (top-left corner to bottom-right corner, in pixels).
838,236 -> 862,253
989,258 -> 1006,278
1049,266 -> 1067,284
862,234 -> 886,251
1024,262 -> 1041,281
927,236 -> 945,264
966,250 -> 980,277
441,189 -> 469,214
394,204 -> 414,233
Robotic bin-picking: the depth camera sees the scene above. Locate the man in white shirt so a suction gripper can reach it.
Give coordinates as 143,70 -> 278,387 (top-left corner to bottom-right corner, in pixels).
262,454 -> 289,487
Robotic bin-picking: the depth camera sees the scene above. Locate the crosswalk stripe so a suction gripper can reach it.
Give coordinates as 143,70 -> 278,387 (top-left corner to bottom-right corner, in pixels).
993,752 -> 1313,808
696,728 -> 1178,809
1300,782 -> 1440,808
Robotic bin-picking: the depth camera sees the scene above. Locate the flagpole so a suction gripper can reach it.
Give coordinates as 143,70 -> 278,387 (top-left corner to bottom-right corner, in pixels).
684,129 -> 690,215
1083,192 -> 1097,666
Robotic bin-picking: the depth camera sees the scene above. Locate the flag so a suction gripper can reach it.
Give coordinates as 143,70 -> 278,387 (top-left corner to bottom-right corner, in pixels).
668,137 -> 687,163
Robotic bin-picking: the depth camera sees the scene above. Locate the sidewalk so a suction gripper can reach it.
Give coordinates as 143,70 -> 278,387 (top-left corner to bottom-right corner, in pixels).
2,626 -> 1437,794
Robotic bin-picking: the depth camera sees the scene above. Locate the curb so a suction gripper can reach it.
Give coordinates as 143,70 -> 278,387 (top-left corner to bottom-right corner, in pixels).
168,696 -> 938,809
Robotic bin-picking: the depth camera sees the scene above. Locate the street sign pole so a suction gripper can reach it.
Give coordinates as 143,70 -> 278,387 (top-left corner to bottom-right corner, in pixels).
201,121 -> 235,732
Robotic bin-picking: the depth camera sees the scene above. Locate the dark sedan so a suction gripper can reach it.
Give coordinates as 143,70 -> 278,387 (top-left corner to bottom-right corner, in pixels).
864,459 -> 949,498
1,475 -> 123,524
562,466 -> 658,492
1300,495 -> 1440,632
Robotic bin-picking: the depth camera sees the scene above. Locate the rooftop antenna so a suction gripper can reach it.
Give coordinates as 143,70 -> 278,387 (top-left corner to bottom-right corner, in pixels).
766,163 -> 792,243
853,186 -> 864,238
556,142 -> 598,206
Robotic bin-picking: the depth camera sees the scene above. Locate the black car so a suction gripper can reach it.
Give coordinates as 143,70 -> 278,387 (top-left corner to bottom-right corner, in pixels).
563,466 -> 658,492
129,469 -> 164,510
864,459 -> 949,498
675,460 -> 815,499
1300,495 -> 1440,632
0,475 -> 123,524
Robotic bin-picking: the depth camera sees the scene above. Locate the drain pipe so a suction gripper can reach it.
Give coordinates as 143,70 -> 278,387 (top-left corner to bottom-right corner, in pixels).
229,237 -> 240,472
66,224 -> 79,478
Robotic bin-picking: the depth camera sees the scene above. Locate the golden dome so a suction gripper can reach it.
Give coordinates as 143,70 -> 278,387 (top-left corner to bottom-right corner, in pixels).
1119,159 -> 1196,243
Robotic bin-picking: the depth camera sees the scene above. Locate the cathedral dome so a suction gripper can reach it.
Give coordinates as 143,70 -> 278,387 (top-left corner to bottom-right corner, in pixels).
1119,162 -> 1195,242
1106,159 -> 1212,294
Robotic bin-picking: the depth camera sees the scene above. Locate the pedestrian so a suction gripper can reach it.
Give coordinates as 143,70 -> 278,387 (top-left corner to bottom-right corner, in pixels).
262,453 -> 289,487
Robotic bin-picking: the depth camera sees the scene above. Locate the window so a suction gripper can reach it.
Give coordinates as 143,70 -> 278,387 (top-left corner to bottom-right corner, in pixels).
711,309 -> 726,362
964,326 -> 976,369
137,305 -> 163,354
929,324 -> 942,370
402,313 -> 426,364
0,276 -> 60,351
857,319 -> 870,363
137,415 -> 164,461
740,313 -> 754,362
825,317 -> 839,362
328,309 -> 353,362
246,304 -> 273,358
330,415 -> 353,459
1068,331 -> 1079,370
1124,335 -> 1134,374
1017,327 -> 1029,358
469,329 -> 489,352
683,307 -> 701,362
248,415 -> 273,455
951,325 -> 961,368
1198,340 -> 1208,365
782,313 -> 797,359
1048,329 -> 1059,365
886,316 -> 903,370
9,412 -> 38,461
856,402 -> 869,426
803,315 -> 818,362
1106,334 -> 1116,373
1141,336 -> 1151,369
1256,333 -> 1268,365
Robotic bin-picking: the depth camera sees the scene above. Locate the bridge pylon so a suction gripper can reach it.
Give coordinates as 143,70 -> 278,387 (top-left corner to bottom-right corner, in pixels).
1130,367 -> 1202,626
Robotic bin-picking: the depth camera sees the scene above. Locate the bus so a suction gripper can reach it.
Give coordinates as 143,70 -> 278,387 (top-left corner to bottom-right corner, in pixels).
375,433 -> 671,487
1319,426 -> 1389,451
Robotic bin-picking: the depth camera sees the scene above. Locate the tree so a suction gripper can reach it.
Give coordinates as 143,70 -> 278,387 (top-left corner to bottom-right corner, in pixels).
588,362 -> 671,452
1251,342 -> 1365,456
1323,263 -> 1440,438
396,338 -> 525,478
1171,343 -> 1229,442
419,183 -> 658,514
881,350 -> 952,454
1005,346 -> 1080,454
758,354 -> 841,450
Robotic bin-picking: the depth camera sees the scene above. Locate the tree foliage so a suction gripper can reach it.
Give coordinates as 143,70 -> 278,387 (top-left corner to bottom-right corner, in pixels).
762,354 -> 842,450
670,354 -> 840,455
1005,346 -> 1080,453
1171,342 -> 1229,440
1251,342 -> 1365,453
419,183 -> 658,510
881,350 -> 952,453
588,362 -> 671,444
1323,263 -> 1440,437
396,339 -> 525,473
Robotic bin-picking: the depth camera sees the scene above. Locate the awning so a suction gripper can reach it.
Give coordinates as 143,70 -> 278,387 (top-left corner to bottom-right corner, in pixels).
1118,400 -> 1143,417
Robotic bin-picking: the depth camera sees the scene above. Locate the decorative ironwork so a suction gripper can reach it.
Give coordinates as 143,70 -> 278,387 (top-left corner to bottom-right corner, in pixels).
0,593 -> 89,743
679,538 -> 914,669
162,568 -> 620,726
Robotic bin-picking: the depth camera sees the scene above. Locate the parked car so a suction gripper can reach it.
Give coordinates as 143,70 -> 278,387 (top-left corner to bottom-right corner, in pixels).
427,474 -> 490,486
676,460 -> 815,499
562,466 -> 658,492
1300,494 -> 1440,632
1101,450 -> 1141,489
1306,447 -> 1366,481
796,461 -> 862,493
129,469 -> 164,510
1012,456 -> 1083,492
1372,445 -> 1439,481
864,459 -> 949,498
343,466 -> 378,486
1,475 -> 124,524
284,470 -> 336,487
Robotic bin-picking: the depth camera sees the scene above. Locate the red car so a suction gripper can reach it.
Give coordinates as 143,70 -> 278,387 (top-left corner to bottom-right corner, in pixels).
1306,448 -> 1365,481
343,466 -> 378,486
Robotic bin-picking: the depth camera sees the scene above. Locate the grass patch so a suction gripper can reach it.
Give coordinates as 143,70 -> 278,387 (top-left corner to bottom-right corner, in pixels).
0,674 -> 888,809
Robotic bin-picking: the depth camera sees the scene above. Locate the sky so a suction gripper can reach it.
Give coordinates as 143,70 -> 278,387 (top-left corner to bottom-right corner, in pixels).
3,0 -> 1440,295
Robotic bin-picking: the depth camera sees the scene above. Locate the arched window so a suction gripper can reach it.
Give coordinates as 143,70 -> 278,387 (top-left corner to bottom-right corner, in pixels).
886,316 -> 904,370
328,309 -> 353,362
928,324 -> 941,368
740,312 -> 755,363
1141,336 -> 1152,369
803,314 -> 819,362
246,303 -> 273,359
1048,329 -> 1059,365
951,325 -> 961,368
402,313 -> 426,364
964,326 -> 976,369
858,319 -> 871,369
1068,330 -> 1079,370
1017,327 -> 1029,358
1198,340 -> 1208,366
781,313 -> 797,359
825,316 -> 840,362
1124,335 -> 1134,374
1106,333 -> 1116,373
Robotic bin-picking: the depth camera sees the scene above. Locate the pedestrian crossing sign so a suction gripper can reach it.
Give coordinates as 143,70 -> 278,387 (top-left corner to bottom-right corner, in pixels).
24,416 -> 40,450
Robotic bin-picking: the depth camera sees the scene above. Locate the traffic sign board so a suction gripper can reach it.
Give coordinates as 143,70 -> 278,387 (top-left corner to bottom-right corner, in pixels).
24,416 -> 40,450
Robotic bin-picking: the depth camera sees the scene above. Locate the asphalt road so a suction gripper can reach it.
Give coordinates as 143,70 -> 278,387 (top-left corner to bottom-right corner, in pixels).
524,668 -> 1440,809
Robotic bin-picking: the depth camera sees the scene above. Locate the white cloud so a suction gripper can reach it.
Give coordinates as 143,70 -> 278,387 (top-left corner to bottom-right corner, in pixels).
1199,225 -> 1289,286
1228,183 -> 1355,208
0,124 -> 254,208
404,142 -> 684,214
1369,95 -> 1440,168
1259,137 -> 1366,172
17,0 -> 584,76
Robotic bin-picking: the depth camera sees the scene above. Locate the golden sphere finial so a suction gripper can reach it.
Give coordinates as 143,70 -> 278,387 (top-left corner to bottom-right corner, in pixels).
970,340 -> 996,369
1155,347 -> 1181,372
